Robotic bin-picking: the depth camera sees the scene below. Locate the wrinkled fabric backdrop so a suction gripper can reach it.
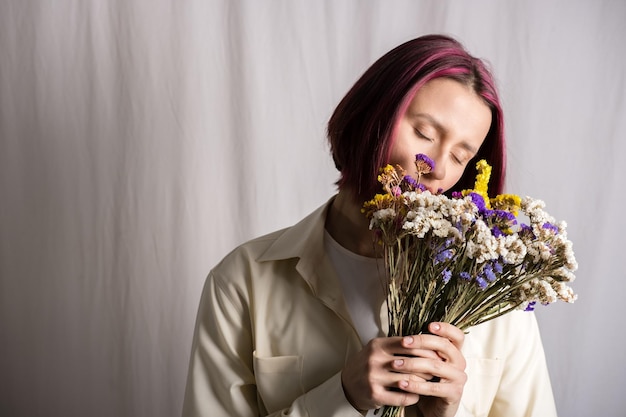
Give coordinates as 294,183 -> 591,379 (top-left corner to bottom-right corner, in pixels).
1,1 -> 624,416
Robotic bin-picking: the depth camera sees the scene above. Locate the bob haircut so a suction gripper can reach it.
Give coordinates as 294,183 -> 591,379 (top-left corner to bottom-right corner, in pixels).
327,34 -> 506,201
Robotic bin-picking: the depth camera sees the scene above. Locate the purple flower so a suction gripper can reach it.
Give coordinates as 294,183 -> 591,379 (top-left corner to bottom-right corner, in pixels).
524,301 -> 537,312
460,272 -> 471,281
391,185 -> 402,196
542,222 -> 559,233
493,261 -> 503,273
494,209 -> 516,223
491,226 -> 504,237
468,192 -> 487,213
415,153 -> 435,171
519,223 -> 535,238
451,191 -> 463,199
483,264 -> 496,282
441,269 -> 452,283
403,175 -> 419,190
476,276 -> 488,289
435,249 -> 454,264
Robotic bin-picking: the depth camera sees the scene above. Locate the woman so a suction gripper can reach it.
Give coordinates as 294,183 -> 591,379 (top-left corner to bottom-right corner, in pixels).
182,34 -> 557,417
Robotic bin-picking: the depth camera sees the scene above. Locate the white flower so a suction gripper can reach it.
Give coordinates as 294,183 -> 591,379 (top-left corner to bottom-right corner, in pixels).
556,239 -> 578,271
374,208 -> 396,221
552,266 -> 576,282
526,240 -> 552,263
551,280 -> 578,303
465,220 -> 499,262
369,208 -> 397,230
498,234 -> 527,264
538,280 -> 558,304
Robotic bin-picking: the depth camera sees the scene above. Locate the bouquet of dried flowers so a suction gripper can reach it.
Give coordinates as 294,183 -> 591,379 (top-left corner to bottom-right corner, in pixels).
362,154 -> 577,417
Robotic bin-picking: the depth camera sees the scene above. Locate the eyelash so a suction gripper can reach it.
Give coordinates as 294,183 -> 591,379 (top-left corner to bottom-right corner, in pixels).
415,128 -> 433,142
415,127 -> 471,166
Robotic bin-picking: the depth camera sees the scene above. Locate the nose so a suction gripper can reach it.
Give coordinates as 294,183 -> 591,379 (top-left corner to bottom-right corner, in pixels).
427,152 -> 446,180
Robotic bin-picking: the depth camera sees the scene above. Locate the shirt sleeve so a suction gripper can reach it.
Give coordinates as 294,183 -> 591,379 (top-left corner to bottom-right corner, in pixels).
181,270 -> 363,417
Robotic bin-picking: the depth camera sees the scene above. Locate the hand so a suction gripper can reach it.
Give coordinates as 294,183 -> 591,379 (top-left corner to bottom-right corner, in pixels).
340,322 -> 466,416
410,322 -> 467,417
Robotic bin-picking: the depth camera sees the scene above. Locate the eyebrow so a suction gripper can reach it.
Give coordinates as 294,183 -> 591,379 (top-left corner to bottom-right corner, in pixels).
409,112 -> 480,155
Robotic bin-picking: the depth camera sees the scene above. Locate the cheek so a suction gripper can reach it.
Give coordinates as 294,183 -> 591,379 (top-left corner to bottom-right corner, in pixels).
388,146 -> 420,171
444,167 -> 467,190
388,129 -> 427,166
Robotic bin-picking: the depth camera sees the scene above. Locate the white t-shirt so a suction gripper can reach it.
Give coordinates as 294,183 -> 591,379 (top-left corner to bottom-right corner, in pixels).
324,230 -> 388,417
324,230 -> 387,345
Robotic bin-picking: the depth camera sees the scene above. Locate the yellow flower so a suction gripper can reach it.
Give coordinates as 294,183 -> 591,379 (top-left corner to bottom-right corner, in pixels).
382,164 -> 395,174
461,159 -> 493,209
362,193 -> 395,217
491,194 -> 522,216
474,160 -> 492,195
377,164 -> 396,188
377,164 -> 407,196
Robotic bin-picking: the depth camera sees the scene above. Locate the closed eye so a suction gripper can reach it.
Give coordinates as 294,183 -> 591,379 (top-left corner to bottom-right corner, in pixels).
453,151 -> 474,166
415,128 -> 433,141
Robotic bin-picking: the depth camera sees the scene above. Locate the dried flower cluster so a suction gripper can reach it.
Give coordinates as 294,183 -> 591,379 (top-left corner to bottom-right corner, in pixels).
363,154 -> 577,417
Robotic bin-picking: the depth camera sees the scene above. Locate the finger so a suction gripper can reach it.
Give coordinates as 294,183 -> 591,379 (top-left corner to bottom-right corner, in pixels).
389,357 -> 434,381
377,388 -> 421,409
401,333 -> 465,368
400,333 -> 453,355
398,355 -> 467,384
389,336 -> 440,360
375,336 -> 440,365
374,375 -> 424,408
403,366 -> 467,400
427,322 -> 465,350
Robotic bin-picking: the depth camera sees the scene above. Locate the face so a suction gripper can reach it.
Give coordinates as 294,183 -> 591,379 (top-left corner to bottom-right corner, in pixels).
388,78 -> 492,193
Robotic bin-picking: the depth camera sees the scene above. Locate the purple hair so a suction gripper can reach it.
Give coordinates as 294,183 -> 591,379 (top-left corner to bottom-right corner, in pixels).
327,34 -> 506,201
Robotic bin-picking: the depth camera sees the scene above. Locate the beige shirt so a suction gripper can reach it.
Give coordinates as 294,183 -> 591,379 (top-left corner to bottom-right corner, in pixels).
182,198 -> 558,417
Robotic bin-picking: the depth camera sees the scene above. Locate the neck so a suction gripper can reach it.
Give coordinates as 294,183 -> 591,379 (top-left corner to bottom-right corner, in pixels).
325,189 -> 380,258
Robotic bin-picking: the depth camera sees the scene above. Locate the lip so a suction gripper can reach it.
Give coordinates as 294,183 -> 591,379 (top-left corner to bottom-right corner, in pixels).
424,184 -> 445,195
420,182 -> 436,194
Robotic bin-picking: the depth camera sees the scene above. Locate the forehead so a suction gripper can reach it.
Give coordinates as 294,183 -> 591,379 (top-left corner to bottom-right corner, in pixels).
406,78 -> 491,147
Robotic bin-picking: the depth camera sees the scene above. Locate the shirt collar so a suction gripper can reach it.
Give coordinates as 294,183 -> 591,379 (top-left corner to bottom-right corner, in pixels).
257,196 -> 346,302
256,196 -> 334,264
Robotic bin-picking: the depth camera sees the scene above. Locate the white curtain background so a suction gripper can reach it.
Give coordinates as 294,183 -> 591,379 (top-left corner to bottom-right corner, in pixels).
1,1 -> 624,416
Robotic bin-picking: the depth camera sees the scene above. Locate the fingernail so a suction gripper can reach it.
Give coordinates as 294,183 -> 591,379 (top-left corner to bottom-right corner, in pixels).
430,323 -> 441,332
400,380 -> 409,388
404,336 -> 413,345
394,359 -> 404,367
